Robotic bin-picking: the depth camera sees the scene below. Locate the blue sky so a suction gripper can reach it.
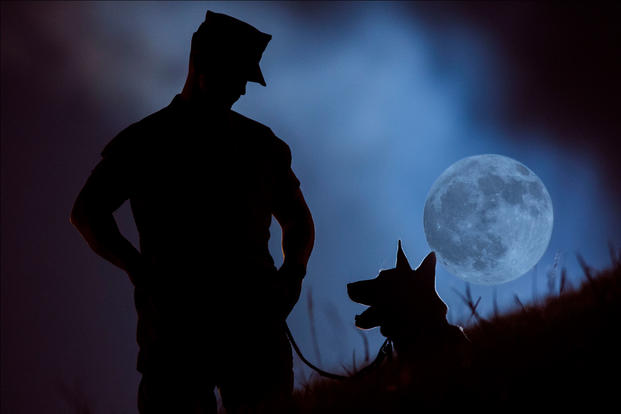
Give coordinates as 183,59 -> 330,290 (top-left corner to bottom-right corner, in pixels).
2,2 -> 620,412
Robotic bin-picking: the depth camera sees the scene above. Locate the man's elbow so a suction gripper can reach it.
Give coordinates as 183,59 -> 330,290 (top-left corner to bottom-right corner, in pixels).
296,205 -> 315,250
276,190 -> 315,243
290,199 -> 314,237
70,206 -> 85,232
305,209 -> 315,243
70,197 -> 92,232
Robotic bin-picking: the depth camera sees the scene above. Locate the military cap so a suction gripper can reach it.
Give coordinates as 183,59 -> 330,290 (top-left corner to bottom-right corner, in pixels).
191,10 -> 272,86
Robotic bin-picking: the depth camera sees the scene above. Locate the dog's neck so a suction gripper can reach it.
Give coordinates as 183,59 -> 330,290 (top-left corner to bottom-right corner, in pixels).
392,317 -> 464,356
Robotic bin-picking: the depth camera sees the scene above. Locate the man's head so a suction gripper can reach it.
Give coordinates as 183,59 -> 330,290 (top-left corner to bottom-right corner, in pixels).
185,11 -> 272,108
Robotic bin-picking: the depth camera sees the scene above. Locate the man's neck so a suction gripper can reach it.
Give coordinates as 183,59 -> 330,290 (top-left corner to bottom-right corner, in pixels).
177,91 -> 232,117
180,73 -> 233,112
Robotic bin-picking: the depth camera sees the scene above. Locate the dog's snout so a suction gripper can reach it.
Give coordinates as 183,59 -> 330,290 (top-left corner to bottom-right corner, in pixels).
347,281 -> 362,302
347,279 -> 377,305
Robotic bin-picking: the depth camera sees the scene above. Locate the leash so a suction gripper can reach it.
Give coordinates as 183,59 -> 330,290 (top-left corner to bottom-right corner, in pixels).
284,323 -> 393,380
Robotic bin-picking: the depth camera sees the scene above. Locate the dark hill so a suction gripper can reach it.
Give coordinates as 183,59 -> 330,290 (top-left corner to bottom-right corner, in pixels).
293,256 -> 621,412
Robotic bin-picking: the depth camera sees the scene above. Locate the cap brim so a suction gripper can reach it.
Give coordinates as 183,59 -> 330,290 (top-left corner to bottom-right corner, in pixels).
248,63 -> 267,87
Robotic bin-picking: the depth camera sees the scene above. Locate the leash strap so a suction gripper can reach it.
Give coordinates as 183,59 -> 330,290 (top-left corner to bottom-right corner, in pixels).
285,323 -> 392,380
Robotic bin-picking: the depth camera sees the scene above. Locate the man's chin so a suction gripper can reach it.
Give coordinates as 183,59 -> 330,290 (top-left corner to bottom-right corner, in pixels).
194,95 -> 237,110
213,93 -> 240,109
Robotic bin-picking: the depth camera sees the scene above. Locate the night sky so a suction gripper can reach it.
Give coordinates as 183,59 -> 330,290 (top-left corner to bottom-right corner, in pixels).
2,2 -> 620,413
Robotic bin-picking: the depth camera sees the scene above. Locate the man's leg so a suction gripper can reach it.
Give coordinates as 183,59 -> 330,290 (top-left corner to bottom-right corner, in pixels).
138,368 -> 218,414
218,328 -> 294,413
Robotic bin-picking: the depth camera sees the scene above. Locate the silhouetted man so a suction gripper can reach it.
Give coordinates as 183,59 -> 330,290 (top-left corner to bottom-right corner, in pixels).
71,11 -> 314,413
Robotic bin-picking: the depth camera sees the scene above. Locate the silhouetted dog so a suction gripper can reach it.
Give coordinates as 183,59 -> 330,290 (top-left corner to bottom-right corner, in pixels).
347,241 -> 468,359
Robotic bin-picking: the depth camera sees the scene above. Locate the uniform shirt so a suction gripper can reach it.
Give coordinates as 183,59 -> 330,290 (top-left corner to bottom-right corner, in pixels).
89,95 -> 300,371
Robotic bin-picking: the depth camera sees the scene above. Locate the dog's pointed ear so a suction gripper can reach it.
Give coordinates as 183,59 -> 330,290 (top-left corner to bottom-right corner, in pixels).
396,240 -> 412,270
416,251 -> 437,284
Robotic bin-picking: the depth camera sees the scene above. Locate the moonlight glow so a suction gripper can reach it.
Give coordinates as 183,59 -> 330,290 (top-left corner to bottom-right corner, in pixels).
423,154 -> 553,285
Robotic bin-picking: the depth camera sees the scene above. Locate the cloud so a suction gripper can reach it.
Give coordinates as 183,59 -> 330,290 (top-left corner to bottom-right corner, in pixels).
2,3 -> 620,411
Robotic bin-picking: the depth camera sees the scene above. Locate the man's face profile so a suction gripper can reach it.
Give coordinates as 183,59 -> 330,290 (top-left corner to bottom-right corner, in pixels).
199,67 -> 248,108
194,57 -> 249,109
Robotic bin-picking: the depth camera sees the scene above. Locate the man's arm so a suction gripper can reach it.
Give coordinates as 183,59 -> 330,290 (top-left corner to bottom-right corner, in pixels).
272,186 -> 314,318
70,158 -> 145,286
273,187 -> 315,279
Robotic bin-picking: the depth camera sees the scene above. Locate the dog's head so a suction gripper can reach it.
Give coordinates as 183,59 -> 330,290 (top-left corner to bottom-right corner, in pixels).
347,241 -> 447,340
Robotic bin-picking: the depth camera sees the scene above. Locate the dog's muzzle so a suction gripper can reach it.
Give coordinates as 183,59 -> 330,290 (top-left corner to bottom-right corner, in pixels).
347,280 -> 377,305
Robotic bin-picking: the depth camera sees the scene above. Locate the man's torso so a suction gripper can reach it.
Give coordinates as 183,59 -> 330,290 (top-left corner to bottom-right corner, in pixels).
101,96 -> 299,366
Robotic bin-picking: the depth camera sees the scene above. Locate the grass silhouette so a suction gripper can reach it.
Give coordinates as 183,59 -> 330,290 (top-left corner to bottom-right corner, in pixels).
292,250 -> 621,412
64,250 -> 620,413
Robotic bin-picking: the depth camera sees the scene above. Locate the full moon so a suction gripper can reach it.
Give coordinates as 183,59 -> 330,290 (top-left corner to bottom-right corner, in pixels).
423,154 -> 553,285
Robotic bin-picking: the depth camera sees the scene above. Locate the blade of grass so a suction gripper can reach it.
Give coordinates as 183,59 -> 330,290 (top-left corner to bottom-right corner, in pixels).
307,287 -> 322,367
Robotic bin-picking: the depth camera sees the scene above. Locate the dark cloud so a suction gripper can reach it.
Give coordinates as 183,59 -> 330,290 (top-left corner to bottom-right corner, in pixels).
411,2 -> 621,202
2,3 -> 620,413
283,2 -> 621,202
2,3 -> 139,413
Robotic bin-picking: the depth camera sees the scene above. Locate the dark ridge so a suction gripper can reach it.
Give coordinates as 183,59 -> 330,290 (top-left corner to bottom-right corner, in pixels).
293,257 -> 621,412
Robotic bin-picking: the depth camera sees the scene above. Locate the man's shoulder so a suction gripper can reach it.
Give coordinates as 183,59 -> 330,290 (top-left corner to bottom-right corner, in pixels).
101,104 -> 174,158
230,110 -> 274,137
230,110 -> 291,154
